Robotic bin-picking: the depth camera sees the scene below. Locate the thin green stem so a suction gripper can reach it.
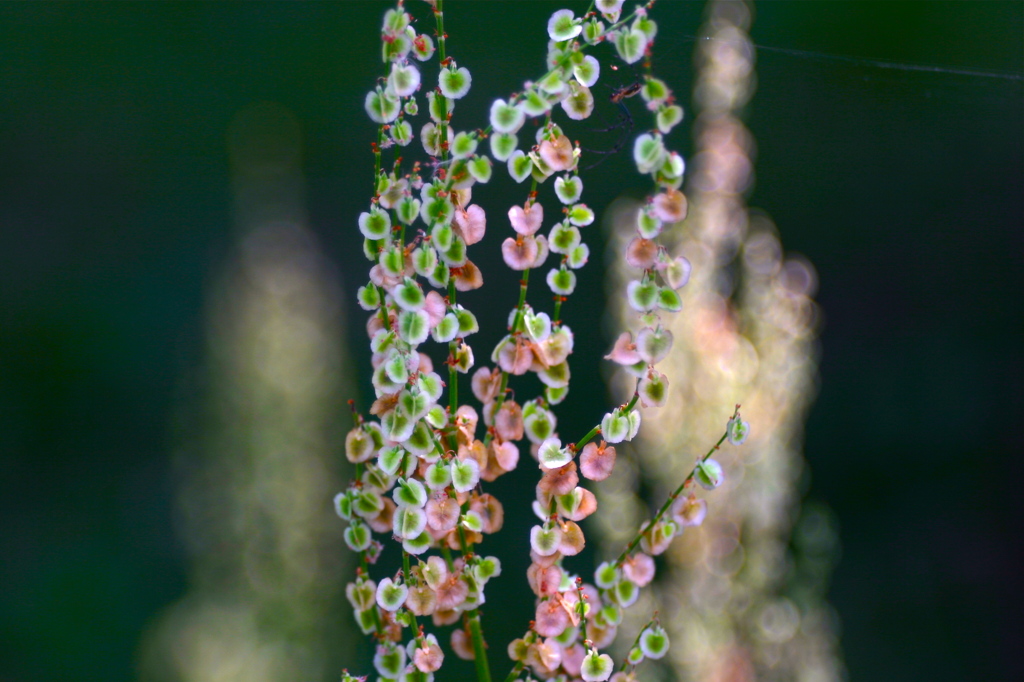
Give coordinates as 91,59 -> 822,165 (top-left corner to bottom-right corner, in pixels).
447,280 -> 459,415
614,407 -> 740,567
573,390 -> 640,452
434,0 -> 450,165
374,125 -> 384,193
375,285 -> 390,328
402,552 -> 428,682
440,543 -> 455,573
575,579 -> 590,647
467,611 -> 492,682
619,615 -> 658,672
511,268 -> 531,333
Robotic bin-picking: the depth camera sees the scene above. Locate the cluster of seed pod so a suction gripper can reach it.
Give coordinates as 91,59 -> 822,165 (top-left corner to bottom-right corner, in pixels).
336,2 -> 749,680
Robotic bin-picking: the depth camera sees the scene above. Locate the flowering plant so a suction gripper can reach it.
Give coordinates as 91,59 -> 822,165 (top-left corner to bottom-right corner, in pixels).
334,2 -> 749,680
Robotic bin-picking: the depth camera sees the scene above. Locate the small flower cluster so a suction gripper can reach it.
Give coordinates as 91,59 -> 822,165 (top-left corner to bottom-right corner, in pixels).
335,2 -> 750,680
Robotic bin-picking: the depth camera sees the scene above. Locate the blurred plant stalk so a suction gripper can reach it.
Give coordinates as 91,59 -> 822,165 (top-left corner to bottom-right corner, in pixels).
602,1 -> 844,680
138,103 -> 355,682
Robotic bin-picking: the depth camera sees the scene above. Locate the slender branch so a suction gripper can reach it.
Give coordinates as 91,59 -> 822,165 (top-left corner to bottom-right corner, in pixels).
619,614 -> 658,672
468,611 -> 492,682
447,278 -> 459,420
374,125 -> 384,192
575,578 -> 590,646
402,551 -> 428,682
573,388 -> 640,453
614,406 -> 740,567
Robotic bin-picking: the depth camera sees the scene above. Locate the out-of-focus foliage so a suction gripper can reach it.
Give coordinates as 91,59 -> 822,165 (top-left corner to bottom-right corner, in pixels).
601,2 -> 842,680
138,104 -> 356,682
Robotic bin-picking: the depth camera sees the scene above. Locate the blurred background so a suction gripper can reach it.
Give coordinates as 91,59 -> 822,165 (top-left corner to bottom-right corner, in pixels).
0,2 -> 1020,681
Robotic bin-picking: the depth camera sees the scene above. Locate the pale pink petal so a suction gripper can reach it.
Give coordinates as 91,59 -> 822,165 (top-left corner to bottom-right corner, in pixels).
425,495 -> 460,532
417,351 -> 433,373
435,575 -> 469,611
604,332 -> 642,365
502,235 -> 539,271
366,497 -> 397,533
508,202 -> 544,236
537,461 -> 579,496
651,187 -> 688,222
491,440 -> 519,471
580,441 -> 617,481
531,234 -> 550,268
535,598 -> 570,637
561,643 -> 586,677
494,400 -> 525,441
405,585 -> 437,616
453,259 -> 483,291
453,204 -> 487,245
472,366 -> 502,403
670,494 -> 707,527
413,638 -> 444,672
498,337 -> 534,375
622,552 -> 655,586
625,237 -> 659,269
558,519 -> 585,556
527,562 -> 564,597
451,628 -> 475,660
538,134 -> 574,172
566,487 -> 597,521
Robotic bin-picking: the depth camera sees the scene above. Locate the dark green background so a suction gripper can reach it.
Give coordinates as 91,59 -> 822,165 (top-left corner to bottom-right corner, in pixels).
1,2 -> 1020,681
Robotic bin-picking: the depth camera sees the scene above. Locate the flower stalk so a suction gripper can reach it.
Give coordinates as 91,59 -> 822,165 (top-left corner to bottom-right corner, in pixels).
336,2 -> 748,680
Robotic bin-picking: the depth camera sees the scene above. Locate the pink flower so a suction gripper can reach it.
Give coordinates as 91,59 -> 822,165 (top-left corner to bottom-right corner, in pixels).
494,400 -> 525,441
535,598 -> 570,636
564,487 -> 597,521
670,493 -> 707,527
651,187 -> 688,222
537,461 -> 579,496
527,562 -> 564,597
453,204 -> 486,244
622,552 -> 655,586
558,519 -> 585,556
508,202 -> 544,236
453,260 -> 483,291
604,332 -> 642,365
580,441 -> 617,481
502,235 -> 540,271
497,336 -> 535,375
471,366 -> 502,403
525,637 -> 562,674
413,635 -> 444,672
451,627 -> 475,660
561,643 -> 587,677
625,237 -> 659,269
490,439 -> 519,472
425,494 -> 460,532
366,497 -> 397,533
435,574 -> 469,610
405,584 -> 437,616
539,133 -> 575,171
